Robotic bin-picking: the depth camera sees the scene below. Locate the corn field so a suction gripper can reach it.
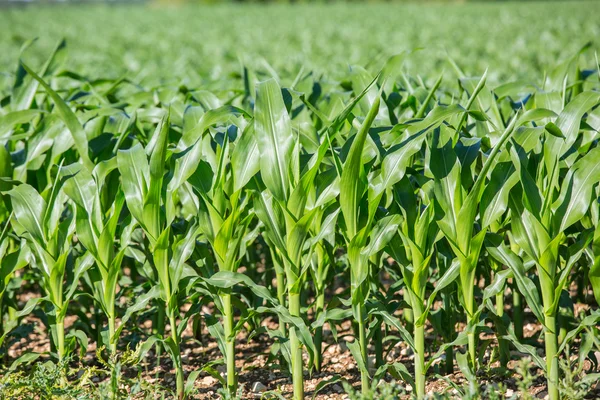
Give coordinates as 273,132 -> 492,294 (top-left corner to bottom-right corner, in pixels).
1,3 -> 600,400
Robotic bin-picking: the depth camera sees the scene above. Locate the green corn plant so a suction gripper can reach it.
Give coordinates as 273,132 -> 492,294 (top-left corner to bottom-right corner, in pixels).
385,177 -> 439,400
479,156 -> 521,368
117,113 -> 199,399
428,75 -> 520,368
0,218 -> 32,354
307,204 -> 339,371
252,78 -> 329,400
60,162 -> 129,356
587,185 -> 600,306
172,120 -> 258,395
336,81 -> 388,395
338,76 -> 473,392
6,176 -> 91,364
488,90 -> 600,400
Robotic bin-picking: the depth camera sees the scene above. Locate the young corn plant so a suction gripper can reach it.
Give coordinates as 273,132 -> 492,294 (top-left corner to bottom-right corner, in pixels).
6,177 -> 90,364
117,114 -> 199,399
386,177 -> 439,400
252,78 -> 330,400
174,122 -> 257,395
428,82 -> 519,368
338,75 -> 470,392
489,90 -> 600,400
61,163 -> 129,356
0,217 -> 31,351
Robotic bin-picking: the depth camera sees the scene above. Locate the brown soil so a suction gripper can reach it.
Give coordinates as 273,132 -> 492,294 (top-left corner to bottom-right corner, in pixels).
3,287 -> 600,399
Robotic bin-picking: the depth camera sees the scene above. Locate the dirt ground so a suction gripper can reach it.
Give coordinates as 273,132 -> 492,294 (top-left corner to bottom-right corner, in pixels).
3,286 -> 600,399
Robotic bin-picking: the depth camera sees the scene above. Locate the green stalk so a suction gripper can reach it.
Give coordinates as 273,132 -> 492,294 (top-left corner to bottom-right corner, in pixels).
461,260 -> 477,368
373,320 -> 384,368
544,314 -> 559,400
169,313 -> 184,400
495,291 -> 509,368
154,303 -> 165,377
0,296 -> 4,339
404,290 -> 414,328
276,270 -> 286,336
57,318 -> 65,362
221,293 -> 237,395
512,284 -> 524,340
445,346 -> 454,375
467,331 -> 476,369
314,289 -> 325,371
289,293 -> 304,400
108,312 -> 117,355
443,288 -> 455,375
357,305 -> 370,395
414,304 -> 426,400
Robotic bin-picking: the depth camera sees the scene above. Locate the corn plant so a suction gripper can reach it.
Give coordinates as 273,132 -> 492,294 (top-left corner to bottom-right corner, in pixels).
488,90 -> 600,400
6,178 -> 88,363
386,177 -> 438,399
173,119 -> 257,395
252,78 -> 325,400
1,31 -> 600,400
429,84 -> 520,368
117,114 -> 199,399
61,163 -> 128,355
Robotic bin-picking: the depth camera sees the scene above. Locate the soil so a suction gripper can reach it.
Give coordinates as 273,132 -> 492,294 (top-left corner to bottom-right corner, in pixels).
3,287 -> 600,399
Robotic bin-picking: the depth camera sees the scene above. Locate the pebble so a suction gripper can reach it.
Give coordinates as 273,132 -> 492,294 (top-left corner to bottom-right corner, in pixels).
251,382 -> 267,393
332,384 -> 343,393
400,347 -> 413,356
331,357 -> 339,363
536,391 -> 548,399
201,375 -> 217,386
506,389 -> 514,397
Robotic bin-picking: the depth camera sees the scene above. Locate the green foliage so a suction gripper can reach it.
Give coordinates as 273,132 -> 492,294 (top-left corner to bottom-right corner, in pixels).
0,5 -> 599,399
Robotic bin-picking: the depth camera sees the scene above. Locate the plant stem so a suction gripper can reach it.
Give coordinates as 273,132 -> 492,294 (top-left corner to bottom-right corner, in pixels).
496,290 -> 509,368
467,330 -> 476,368
222,293 -> 237,395
512,285 -> 523,340
155,302 -> 165,379
443,289 -> 454,375
414,317 -> 425,400
314,289 -> 325,371
289,293 -> 304,400
403,290 -> 414,328
544,314 -> 559,400
445,346 -> 454,375
357,305 -> 370,395
374,319 -> 384,368
57,318 -> 65,362
108,313 -> 117,355
276,270 -> 286,336
56,317 -> 68,386
169,313 -> 184,400
462,263 -> 477,369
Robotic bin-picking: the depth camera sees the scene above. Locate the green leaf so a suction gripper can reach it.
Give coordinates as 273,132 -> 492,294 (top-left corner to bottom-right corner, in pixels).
117,144 -> 149,227
6,184 -> 46,244
20,62 -> 93,171
554,146 -> 600,232
254,79 -> 295,202
340,86 -> 381,238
